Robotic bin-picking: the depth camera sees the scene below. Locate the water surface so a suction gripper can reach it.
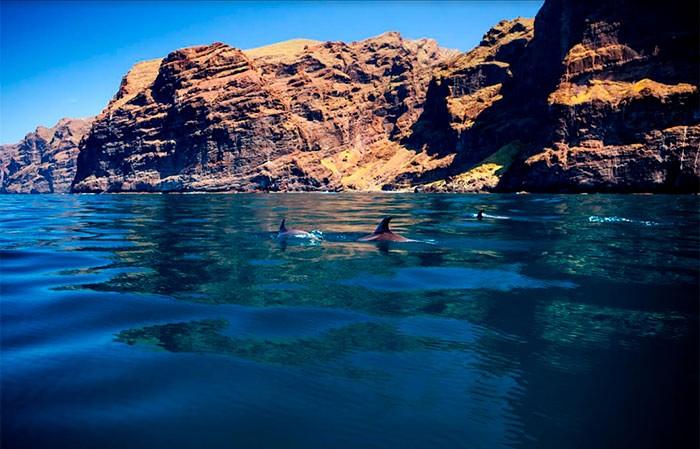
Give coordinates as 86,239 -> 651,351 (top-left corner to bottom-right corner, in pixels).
1,193 -> 698,449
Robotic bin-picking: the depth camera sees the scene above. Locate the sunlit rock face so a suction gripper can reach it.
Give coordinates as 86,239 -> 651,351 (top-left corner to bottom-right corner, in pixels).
404,18 -> 535,192
509,0 -> 700,192
501,0 -> 698,192
72,34 -> 457,192
1,118 -> 94,193
12,0 -> 697,194
414,18 -> 534,148
419,0 -> 699,192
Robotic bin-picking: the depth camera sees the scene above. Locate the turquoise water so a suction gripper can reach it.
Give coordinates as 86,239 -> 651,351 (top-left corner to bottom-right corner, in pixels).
1,193 -> 698,449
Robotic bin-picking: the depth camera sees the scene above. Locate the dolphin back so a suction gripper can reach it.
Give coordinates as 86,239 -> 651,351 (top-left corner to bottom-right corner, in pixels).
374,216 -> 392,234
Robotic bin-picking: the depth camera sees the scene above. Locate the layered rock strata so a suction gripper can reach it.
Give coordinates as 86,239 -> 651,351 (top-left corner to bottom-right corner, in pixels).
1,118 -> 94,193
3,0 -> 697,194
72,33 -> 457,192
421,0 -> 699,192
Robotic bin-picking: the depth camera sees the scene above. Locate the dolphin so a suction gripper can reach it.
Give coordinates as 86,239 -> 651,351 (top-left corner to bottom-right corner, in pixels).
358,216 -> 416,242
277,219 -> 318,240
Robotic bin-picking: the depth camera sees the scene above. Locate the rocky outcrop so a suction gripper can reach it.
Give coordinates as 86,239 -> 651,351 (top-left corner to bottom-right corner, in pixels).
509,0 -> 700,192
5,0 -> 698,194
402,18 -> 535,191
1,118 -> 94,193
72,33 -> 457,192
517,125 -> 700,192
422,0 -> 699,192
409,18 -> 534,152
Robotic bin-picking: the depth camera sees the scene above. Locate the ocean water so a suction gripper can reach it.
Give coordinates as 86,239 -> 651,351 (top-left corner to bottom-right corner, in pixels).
1,193 -> 698,449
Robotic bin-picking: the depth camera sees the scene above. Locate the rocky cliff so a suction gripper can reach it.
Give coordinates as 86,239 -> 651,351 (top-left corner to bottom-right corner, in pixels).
4,0 -> 697,194
1,118 -> 94,193
404,18 -> 535,191
420,0 -> 699,192
72,33 -> 457,192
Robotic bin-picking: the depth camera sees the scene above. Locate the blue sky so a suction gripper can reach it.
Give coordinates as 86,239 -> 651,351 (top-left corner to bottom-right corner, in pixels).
0,1 -> 542,143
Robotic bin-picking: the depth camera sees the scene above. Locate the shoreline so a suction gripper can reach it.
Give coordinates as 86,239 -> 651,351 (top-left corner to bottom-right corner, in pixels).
1,191 -> 697,196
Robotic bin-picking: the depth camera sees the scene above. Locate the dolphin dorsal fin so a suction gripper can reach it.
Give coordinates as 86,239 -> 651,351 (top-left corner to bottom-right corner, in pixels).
374,216 -> 393,234
279,219 -> 287,233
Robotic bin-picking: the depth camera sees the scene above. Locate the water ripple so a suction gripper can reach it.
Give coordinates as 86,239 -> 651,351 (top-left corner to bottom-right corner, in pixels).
1,193 -> 698,449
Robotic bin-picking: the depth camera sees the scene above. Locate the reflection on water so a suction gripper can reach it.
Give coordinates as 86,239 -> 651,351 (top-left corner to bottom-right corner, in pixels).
340,266 -> 577,291
116,320 -> 471,369
1,193 -> 698,449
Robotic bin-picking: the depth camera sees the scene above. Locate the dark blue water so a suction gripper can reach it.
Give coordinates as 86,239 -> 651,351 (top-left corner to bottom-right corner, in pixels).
1,194 -> 698,449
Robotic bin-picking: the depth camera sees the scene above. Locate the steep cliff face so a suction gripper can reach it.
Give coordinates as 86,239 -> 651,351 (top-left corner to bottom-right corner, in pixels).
1,118 -> 94,193
509,0 -> 700,192
72,33 -> 457,192
405,18 -> 535,191
424,0 -> 699,192
7,0 -> 697,194
415,18 -> 534,145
